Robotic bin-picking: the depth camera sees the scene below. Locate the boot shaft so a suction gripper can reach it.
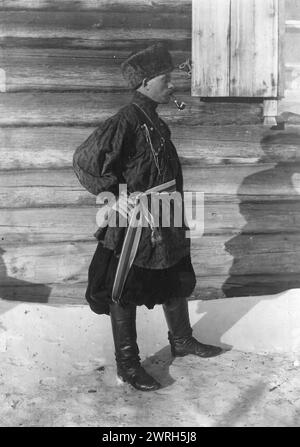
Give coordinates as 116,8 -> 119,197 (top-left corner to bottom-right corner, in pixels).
109,302 -> 140,370
109,302 -> 161,391
163,297 -> 193,341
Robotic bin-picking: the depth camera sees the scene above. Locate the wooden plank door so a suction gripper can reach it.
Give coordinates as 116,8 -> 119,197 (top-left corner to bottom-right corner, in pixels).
192,0 -> 280,97
192,0 -> 231,96
230,0 -> 279,97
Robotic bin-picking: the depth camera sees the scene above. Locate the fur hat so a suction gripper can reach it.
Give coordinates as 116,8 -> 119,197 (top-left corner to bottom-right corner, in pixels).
121,43 -> 174,89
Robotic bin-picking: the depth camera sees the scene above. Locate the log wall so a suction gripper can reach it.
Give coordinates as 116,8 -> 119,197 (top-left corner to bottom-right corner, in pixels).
1,0 -> 300,305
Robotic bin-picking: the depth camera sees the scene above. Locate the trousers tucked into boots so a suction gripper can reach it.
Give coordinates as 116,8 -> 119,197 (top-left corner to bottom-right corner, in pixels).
109,301 -> 161,391
163,298 -> 222,358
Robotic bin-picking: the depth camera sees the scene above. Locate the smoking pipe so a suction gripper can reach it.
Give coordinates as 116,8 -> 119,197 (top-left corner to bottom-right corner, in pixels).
171,94 -> 186,110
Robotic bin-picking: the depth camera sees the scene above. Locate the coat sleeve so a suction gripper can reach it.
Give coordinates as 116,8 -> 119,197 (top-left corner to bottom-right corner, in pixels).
73,111 -> 131,196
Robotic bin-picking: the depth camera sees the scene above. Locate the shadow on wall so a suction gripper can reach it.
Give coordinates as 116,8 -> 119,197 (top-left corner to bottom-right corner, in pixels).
0,246 -> 51,304
222,131 -> 300,298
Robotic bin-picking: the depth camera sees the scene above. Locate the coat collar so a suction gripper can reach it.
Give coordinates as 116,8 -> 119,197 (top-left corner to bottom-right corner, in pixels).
131,91 -> 159,120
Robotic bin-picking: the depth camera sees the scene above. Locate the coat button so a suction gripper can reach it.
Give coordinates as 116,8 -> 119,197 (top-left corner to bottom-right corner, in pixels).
150,127 -> 153,131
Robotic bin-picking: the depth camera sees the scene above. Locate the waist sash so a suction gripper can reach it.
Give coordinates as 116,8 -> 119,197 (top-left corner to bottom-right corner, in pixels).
112,179 -> 176,303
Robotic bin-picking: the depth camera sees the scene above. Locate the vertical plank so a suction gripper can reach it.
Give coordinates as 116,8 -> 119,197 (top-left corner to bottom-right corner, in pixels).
192,0 -> 231,96
263,99 -> 278,125
230,0 -> 279,97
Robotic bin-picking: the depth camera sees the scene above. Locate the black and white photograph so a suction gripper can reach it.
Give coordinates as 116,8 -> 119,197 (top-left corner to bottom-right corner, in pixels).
0,0 -> 300,430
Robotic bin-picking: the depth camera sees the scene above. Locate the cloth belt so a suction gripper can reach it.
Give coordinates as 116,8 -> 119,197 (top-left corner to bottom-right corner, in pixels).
112,179 -> 176,303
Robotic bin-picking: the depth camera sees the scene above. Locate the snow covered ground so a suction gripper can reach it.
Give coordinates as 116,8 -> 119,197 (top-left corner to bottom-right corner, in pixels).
0,296 -> 300,427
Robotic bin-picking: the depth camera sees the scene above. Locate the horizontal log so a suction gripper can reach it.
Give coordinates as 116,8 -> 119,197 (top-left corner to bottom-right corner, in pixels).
192,273 -> 300,300
0,92 -> 263,126
0,0 -> 192,13
0,207 -> 98,244
1,37 -> 190,52
0,241 -> 95,285
0,10 -> 191,30
192,233 -> 300,277
184,163 -> 300,197
1,161 -> 300,208
1,272 -> 299,305
0,48 -> 191,92
1,30 -> 190,52
4,123 -> 296,144
2,125 -> 300,170
2,199 -> 300,245
1,234 -> 300,287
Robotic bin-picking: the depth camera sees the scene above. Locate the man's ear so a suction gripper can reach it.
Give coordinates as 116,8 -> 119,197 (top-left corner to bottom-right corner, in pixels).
142,78 -> 149,87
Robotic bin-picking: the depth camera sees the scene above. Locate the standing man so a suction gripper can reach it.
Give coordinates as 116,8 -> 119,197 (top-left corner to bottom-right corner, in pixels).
73,43 -> 222,392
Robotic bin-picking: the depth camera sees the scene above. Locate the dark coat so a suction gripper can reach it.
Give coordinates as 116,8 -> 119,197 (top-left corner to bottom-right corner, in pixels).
74,91 -> 190,270
73,91 -> 196,314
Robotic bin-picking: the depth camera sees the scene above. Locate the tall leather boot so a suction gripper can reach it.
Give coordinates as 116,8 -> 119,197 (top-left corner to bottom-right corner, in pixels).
163,298 -> 222,358
109,302 -> 161,391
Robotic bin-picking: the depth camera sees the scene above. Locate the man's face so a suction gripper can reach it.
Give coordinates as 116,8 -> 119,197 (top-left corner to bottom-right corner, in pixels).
145,72 -> 174,104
